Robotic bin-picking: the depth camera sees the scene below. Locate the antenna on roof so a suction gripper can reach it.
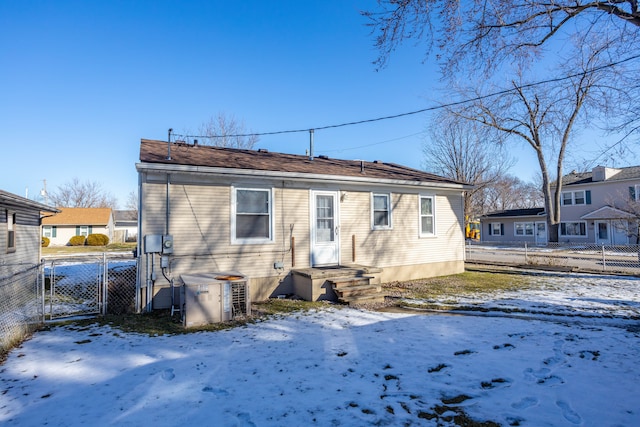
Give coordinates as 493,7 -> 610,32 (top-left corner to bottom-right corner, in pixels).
167,128 -> 173,160
308,129 -> 314,161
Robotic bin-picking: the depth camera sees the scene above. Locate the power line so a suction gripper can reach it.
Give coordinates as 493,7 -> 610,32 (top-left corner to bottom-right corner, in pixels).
174,53 -> 640,141
319,131 -> 428,154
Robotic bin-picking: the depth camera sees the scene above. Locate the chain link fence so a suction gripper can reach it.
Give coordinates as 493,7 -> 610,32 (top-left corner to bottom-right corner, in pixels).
104,256 -> 138,315
466,241 -> 640,274
0,253 -> 138,355
43,253 -> 138,319
0,264 -> 43,355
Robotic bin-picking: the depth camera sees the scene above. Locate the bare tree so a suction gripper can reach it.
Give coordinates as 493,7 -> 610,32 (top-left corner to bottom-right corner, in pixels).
366,0 -> 639,241
363,1 -> 639,74
125,190 -> 138,215
608,188 -> 640,244
423,112 -> 513,222
50,178 -> 118,208
188,112 -> 260,149
452,46 -> 610,241
480,175 -> 544,213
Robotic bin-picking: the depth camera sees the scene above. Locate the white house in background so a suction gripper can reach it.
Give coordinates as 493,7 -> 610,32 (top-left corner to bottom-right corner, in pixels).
136,139 -> 471,310
1,189 -> 59,278
113,210 -> 138,243
480,165 -> 640,245
41,207 -> 114,246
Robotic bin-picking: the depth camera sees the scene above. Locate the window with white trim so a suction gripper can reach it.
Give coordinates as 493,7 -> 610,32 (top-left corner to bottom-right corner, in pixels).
78,226 -> 89,237
560,221 -> 587,237
514,222 -> 534,236
372,193 -> 392,229
491,223 -> 502,236
232,187 -> 273,243
6,210 -> 16,252
419,195 -> 435,236
562,190 -> 587,206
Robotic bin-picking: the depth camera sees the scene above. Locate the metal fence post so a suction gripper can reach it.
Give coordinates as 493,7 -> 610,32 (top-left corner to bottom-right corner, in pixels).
602,245 -> 606,272
102,252 -> 108,315
40,260 -> 45,323
524,242 -> 528,264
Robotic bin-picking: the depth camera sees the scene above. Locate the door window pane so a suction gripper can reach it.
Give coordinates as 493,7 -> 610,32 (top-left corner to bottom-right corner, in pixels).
598,223 -> 608,239
316,195 -> 334,242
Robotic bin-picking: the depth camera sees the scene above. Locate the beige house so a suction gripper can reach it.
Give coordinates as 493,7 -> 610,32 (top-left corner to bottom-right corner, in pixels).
41,207 -> 114,246
136,139 -> 470,310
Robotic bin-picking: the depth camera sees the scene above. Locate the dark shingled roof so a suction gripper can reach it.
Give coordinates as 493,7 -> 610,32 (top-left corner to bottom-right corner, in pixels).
114,210 -> 137,222
139,139 -> 468,186
0,189 -> 59,213
562,165 -> 640,186
482,208 -> 546,218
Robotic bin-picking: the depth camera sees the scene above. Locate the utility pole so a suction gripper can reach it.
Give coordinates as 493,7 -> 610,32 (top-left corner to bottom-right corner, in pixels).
40,179 -> 49,205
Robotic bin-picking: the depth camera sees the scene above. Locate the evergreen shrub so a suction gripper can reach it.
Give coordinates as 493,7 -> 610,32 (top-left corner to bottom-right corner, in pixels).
68,235 -> 86,246
87,233 -> 109,246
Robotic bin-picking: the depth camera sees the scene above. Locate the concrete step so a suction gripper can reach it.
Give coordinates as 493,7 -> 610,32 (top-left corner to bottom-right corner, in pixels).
330,276 -> 374,288
340,293 -> 387,305
334,284 -> 381,298
329,276 -> 385,305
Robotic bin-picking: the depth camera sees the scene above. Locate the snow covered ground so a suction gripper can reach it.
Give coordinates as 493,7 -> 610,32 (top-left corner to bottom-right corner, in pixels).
0,271 -> 638,426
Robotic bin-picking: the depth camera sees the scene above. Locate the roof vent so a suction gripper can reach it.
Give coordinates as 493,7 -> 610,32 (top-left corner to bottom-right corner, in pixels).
374,160 -> 381,164
318,155 -> 329,159
258,148 -> 269,153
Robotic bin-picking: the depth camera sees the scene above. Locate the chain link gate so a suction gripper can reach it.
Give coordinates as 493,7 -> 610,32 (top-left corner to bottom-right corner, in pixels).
43,253 -> 138,320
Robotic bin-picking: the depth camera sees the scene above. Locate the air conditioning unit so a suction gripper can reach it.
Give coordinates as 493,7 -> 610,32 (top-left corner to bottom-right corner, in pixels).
180,272 -> 250,327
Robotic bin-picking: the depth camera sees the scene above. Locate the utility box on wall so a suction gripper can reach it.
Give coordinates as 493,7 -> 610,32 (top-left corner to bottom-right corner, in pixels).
144,234 -> 163,253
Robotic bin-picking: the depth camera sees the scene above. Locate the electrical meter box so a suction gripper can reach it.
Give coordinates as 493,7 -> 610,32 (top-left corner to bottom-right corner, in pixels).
162,235 -> 174,254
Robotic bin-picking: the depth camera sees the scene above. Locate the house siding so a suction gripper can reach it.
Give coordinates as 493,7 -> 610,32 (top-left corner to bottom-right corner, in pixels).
480,217 -> 544,243
139,174 -> 466,307
1,203 -> 45,278
341,191 -> 464,267
560,178 -> 640,243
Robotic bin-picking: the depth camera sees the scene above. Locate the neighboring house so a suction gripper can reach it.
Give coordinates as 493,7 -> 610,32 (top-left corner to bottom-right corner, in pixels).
480,208 -> 547,244
41,207 -> 115,246
480,165 -> 640,245
0,189 -> 59,278
137,139 -> 471,309
557,165 -> 640,245
113,210 -> 138,243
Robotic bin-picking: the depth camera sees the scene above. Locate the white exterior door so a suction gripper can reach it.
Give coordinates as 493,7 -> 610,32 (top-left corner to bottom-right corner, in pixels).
535,222 -> 547,244
311,191 -> 340,266
595,221 -> 610,245
611,220 -> 629,245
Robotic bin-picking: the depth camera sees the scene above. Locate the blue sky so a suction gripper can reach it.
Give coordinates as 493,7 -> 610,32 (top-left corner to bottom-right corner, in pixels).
0,1 -> 623,207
